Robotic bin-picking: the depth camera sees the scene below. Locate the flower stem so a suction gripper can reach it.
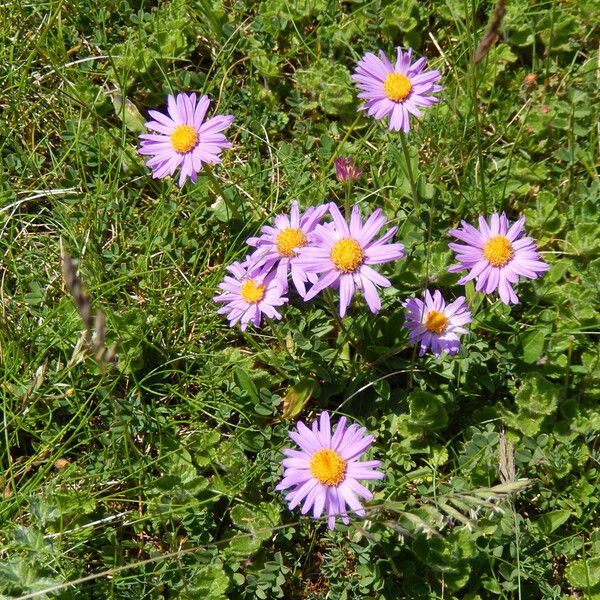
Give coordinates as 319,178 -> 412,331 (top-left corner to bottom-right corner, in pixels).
399,132 -> 419,212
464,0 -> 487,214
471,72 -> 487,214
323,288 -> 347,335
327,115 -> 362,170
322,288 -> 358,371
344,182 -> 352,219
408,190 -> 435,389
203,165 -> 242,221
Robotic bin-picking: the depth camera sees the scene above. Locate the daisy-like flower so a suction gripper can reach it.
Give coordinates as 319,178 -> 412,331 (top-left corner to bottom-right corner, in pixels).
213,261 -> 287,330
298,203 -> 405,317
448,213 -> 550,305
403,290 -> 472,357
245,201 -> 329,297
276,411 -> 384,530
138,93 -> 234,186
334,157 -> 363,183
352,47 -> 442,133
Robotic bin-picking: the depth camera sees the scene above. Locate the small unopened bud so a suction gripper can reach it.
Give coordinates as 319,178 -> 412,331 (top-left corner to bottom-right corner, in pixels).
523,73 -> 537,89
334,157 -> 362,183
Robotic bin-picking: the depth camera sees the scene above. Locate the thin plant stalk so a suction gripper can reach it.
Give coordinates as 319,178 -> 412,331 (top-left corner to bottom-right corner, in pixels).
399,131 -> 419,212
203,165 -> 242,220
464,0 -> 488,214
344,181 -> 352,219
321,288 -> 361,369
408,193 -> 435,388
471,69 -> 487,214
327,115 -> 362,171
323,288 -> 348,336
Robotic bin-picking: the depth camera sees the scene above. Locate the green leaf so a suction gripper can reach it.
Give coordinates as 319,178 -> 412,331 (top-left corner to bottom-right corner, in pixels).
533,510 -> 571,535
566,223 -> 600,258
295,59 -> 355,117
524,191 -> 563,234
234,368 -> 259,401
281,378 -> 317,420
181,563 -> 230,599
565,556 -> 600,591
520,327 -> 548,364
505,374 -> 561,436
111,94 -> 146,133
159,441 -> 196,484
411,528 -> 475,590
515,374 -> 560,416
226,502 -> 280,557
381,0 -> 420,34
408,391 -> 448,430
538,14 -> 580,52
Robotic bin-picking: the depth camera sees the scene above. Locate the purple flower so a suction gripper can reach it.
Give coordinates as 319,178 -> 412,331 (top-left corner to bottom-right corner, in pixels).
403,290 -> 472,357
138,93 -> 234,186
448,213 -> 550,305
213,261 -> 287,330
352,47 -> 442,133
298,204 -> 405,317
276,411 -> 384,530
245,201 -> 329,297
334,157 -> 363,183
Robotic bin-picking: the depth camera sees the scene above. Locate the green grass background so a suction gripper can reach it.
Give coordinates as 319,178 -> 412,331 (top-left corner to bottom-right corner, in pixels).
1,0 -> 599,597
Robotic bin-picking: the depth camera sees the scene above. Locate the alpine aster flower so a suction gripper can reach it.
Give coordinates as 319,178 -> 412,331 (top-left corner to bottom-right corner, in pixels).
403,290 -> 471,357
334,157 -> 362,183
213,261 -> 287,330
448,213 -> 550,305
245,201 -> 329,297
276,411 -> 384,530
298,204 -> 405,317
138,93 -> 234,186
352,47 -> 442,133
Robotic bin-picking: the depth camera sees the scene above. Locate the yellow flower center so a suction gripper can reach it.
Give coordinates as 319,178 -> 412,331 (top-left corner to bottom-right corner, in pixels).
483,235 -> 514,267
330,238 -> 364,273
383,72 -> 412,102
170,124 -> 198,153
240,279 -> 266,304
309,449 -> 347,486
275,227 -> 307,258
425,310 -> 449,334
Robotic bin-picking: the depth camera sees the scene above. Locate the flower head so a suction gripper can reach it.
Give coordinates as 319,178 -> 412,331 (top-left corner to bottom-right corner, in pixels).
138,93 -> 234,186
403,290 -> 471,357
214,261 -> 287,330
276,411 -> 384,529
245,201 -> 329,297
352,47 -> 442,133
298,204 -> 405,317
448,213 -> 550,305
334,157 -> 363,183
